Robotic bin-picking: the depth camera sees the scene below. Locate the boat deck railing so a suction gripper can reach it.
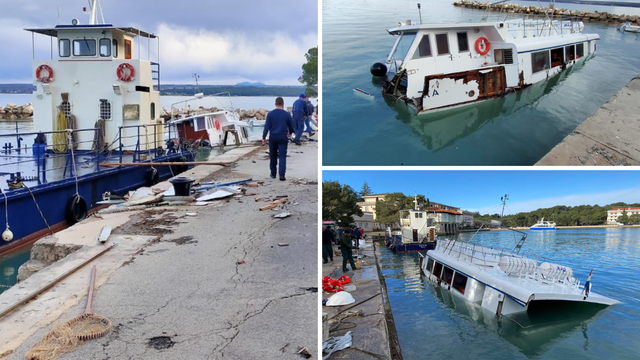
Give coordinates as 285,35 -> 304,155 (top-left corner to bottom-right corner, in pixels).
0,124 -> 191,189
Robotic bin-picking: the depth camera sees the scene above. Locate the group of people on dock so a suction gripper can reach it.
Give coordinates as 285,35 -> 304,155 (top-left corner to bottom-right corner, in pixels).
322,225 -> 364,272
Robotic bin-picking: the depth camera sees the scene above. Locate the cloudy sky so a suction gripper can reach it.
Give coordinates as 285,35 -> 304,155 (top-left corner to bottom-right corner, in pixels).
323,170 -> 640,215
0,0 -> 318,85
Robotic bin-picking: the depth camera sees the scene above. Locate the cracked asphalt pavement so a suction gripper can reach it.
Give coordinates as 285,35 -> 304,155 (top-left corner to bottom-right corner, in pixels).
8,142 -> 318,359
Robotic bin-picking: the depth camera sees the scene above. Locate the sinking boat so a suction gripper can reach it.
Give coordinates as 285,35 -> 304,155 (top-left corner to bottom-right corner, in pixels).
371,10 -> 598,115
530,217 -> 557,230
418,220 -> 619,318
619,23 -> 640,33
0,0 -> 194,255
165,107 -> 251,149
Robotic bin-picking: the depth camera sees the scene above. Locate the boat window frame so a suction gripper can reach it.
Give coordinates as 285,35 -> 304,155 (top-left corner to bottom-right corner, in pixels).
576,43 -> 584,58
426,257 -> 434,273
457,32 -> 469,52
443,266 -> 454,285
433,261 -> 444,279
411,33 -> 433,59
59,39 -> 71,57
150,102 -> 156,120
73,38 -> 97,57
550,47 -> 564,68
435,33 -> 450,55
113,39 -> 119,58
124,39 -> 132,59
195,116 -> 206,132
99,38 -> 111,57
531,49 -> 550,74
565,44 -> 575,61
452,272 -> 468,294
99,100 -> 112,120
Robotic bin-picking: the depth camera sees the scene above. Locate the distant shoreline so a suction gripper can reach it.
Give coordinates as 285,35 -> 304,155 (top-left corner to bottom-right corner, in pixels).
520,0 -> 640,8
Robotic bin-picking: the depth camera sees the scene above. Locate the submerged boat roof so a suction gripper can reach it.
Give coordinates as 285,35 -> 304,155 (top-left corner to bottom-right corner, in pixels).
25,24 -> 156,38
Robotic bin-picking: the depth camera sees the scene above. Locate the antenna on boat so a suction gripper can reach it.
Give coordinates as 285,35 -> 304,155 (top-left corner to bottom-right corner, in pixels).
500,193 -> 509,219
417,3 -> 422,25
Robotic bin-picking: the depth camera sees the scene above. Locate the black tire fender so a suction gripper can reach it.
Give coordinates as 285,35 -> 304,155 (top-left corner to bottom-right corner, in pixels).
66,194 -> 88,224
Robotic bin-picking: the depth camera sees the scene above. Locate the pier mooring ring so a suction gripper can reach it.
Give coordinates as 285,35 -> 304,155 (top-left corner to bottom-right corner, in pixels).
66,194 -> 88,224
36,64 -> 54,83
475,37 -> 491,55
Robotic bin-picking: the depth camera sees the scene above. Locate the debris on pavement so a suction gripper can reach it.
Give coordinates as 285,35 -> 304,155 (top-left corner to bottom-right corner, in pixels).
322,331 -> 353,359
237,260 -> 246,265
273,211 -> 291,219
259,197 -> 288,211
297,346 -> 312,358
278,243 -> 289,247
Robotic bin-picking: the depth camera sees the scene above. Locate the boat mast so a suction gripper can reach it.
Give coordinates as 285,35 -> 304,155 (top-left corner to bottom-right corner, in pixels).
87,0 -> 105,25
500,193 -> 509,219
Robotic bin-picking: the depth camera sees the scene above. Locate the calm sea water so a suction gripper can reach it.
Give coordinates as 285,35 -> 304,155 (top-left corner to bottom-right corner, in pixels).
0,248 -> 30,295
377,227 -> 640,359
322,0 -> 640,165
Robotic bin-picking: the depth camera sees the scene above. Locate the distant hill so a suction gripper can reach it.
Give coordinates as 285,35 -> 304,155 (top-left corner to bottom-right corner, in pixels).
0,83 -> 306,97
235,82 -> 266,87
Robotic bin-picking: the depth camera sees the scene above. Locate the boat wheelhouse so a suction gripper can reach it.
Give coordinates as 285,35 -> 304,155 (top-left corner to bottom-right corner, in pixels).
530,217 -> 557,230
385,195 -> 438,253
375,16 -> 598,114
26,0 -> 162,151
418,221 -> 619,317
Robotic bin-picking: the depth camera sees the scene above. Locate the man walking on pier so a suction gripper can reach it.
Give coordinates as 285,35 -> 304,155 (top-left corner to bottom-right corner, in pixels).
292,93 -> 308,145
339,228 -> 357,272
263,97 -> 294,181
322,225 -> 335,263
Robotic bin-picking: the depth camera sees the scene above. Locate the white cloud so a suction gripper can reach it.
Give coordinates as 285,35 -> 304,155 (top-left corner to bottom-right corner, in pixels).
156,23 -> 317,84
470,187 -> 640,215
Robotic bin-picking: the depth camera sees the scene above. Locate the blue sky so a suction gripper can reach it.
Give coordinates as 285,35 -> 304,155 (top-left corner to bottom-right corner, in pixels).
0,0 -> 317,85
322,170 -> 640,215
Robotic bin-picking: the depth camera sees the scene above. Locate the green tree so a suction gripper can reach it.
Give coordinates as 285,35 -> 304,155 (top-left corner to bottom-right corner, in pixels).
322,180 -> 363,226
629,213 -> 640,224
298,47 -> 318,97
375,192 -> 409,228
360,181 -> 373,199
618,210 -> 630,225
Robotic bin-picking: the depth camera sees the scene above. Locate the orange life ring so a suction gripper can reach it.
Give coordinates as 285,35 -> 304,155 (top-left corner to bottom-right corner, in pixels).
214,120 -> 221,131
36,64 -> 54,83
475,37 -> 491,55
116,63 -> 135,82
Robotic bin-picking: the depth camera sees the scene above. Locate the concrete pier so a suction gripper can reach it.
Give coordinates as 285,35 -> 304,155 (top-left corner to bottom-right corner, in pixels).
536,74 -> 640,165
322,241 -> 401,359
0,138 -> 318,359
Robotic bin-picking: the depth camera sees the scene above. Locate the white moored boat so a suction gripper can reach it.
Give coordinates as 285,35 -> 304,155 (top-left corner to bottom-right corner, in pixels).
372,9 -> 599,115
530,217 -> 557,230
419,221 -> 619,318
619,23 -> 640,33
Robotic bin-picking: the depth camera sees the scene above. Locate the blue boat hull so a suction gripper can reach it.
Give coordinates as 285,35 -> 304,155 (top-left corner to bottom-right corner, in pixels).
0,151 -> 193,255
385,233 -> 436,253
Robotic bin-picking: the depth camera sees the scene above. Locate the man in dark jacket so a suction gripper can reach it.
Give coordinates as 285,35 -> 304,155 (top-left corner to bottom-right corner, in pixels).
292,93 -> 307,145
322,225 -> 335,263
304,98 -> 314,137
339,229 -> 357,272
262,97 -> 295,181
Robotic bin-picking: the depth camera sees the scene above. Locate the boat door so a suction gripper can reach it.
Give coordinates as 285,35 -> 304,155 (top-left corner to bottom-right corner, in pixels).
413,229 -> 419,242
433,33 -> 456,74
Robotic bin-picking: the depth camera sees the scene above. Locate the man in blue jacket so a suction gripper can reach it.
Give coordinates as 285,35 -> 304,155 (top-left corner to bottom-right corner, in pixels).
292,93 -> 307,145
304,98 -> 315,137
263,97 -> 294,181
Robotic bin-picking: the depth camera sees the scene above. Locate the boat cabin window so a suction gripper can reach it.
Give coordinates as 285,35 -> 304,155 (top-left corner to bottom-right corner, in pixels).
426,257 -> 434,273
415,212 -> 423,218
435,34 -> 449,55
99,38 -> 111,57
443,266 -> 454,285
531,50 -> 550,74
392,32 -> 416,61
452,272 -> 468,294
457,32 -> 469,52
433,261 -> 444,279
124,39 -> 132,59
576,43 -> 584,58
100,100 -> 112,120
150,102 -> 156,120
565,45 -> 575,61
195,116 -> 206,131
494,49 -> 513,65
73,39 -> 96,56
550,48 -> 563,68
59,39 -> 70,57
412,34 -> 432,59
113,39 -> 118,58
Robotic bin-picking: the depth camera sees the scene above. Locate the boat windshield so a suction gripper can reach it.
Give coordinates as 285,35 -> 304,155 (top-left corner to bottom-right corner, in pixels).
387,32 -> 416,69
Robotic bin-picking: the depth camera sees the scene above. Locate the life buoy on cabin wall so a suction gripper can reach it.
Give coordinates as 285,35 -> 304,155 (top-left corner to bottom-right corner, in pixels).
116,63 -> 135,82
475,37 -> 491,55
214,120 -> 221,131
36,64 -> 54,83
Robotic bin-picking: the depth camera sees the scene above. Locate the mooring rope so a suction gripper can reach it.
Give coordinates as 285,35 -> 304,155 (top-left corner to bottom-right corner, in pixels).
67,131 -> 80,198
23,184 -> 53,235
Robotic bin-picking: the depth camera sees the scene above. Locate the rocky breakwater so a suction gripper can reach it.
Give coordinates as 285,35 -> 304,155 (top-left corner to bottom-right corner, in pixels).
0,103 -> 34,120
453,1 -> 640,26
